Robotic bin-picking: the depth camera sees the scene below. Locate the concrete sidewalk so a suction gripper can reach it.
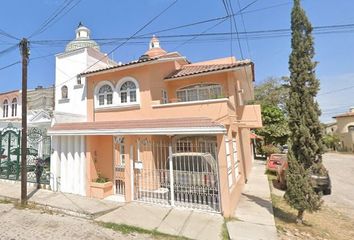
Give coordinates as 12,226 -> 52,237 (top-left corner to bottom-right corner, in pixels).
227,160 -> 278,240
97,202 -> 224,240
0,180 -> 122,218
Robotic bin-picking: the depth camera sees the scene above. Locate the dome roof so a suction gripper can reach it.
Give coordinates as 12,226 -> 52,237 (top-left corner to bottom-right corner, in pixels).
144,35 -> 167,58
65,22 -> 100,52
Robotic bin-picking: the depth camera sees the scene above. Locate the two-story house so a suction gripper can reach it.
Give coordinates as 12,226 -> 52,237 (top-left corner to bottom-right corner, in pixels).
333,107 -> 354,151
48,34 -> 262,217
0,86 -> 54,129
0,86 -> 54,183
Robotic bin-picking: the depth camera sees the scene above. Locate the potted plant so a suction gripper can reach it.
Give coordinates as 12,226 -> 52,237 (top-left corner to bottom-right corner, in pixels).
90,173 -> 113,199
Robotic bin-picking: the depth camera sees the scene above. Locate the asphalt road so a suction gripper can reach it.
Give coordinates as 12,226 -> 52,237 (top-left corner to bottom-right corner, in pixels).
322,152 -> 354,217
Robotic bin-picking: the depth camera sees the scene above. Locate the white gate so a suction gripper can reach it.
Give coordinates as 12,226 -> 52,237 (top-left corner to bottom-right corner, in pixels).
133,139 -> 220,212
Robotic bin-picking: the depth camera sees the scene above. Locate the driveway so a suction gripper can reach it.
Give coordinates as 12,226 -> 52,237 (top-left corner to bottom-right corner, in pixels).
322,152 -> 354,217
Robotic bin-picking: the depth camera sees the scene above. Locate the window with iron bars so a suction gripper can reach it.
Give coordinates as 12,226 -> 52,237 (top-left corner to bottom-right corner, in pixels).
176,84 -> 223,102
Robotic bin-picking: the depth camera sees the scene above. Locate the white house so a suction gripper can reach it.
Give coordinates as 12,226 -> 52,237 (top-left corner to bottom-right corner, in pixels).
54,22 -> 116,123
50,23 -> 115,193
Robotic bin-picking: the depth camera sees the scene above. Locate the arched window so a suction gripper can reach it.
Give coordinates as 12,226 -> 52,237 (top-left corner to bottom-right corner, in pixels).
98,84 -> 113,106
11,98 -> 17,117
3,100 -> 8,118
176,83 -> 223,102
119,81 -> 137,103
61,85 -> 68,99
348,125 -> 354,132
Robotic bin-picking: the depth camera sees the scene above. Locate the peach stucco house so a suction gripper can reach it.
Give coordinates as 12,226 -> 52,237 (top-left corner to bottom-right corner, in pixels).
333,107 -> 354,151
48,26 -> 262,217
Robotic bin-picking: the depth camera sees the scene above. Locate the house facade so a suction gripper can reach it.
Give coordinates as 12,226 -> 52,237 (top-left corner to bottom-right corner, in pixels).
333,107 -> 354,151
48,32 -> 262,217
0,86 -> 54,130
0,86 -> 54,184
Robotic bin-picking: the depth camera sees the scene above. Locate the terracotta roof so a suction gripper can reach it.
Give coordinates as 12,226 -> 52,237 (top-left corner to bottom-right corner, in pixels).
48,117 -> 225,135
165,60 -> 252,80
333,112 -> 354,118
81,57 -> 159,76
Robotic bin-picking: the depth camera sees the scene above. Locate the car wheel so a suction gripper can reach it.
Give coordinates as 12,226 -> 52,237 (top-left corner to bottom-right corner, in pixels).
323,188 -> 331,195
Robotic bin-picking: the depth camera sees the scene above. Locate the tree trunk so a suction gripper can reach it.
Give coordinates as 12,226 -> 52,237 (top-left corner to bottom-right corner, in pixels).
296,209 -> 304,224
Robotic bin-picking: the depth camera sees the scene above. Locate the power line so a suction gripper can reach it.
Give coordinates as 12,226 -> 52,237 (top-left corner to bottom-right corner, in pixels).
0,44 -> 18,57
237,0 -> 252,58
0,28 -> 19,41
30,20 -> 354,46
0,61 -> 21,71
319,85 -> 354,96
30,0 -> 294,45
173,0 -> 258,52
29,0 -> 82,39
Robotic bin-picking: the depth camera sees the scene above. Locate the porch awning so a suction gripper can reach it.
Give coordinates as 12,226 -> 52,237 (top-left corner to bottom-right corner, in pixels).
48,117 -> 226,136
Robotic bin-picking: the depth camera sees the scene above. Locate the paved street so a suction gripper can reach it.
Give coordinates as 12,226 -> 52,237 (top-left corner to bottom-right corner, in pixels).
322,153 -> 354,217
0,203 -> 152,240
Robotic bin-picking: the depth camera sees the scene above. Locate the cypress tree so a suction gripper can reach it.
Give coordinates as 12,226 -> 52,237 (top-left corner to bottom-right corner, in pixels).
285,0 -> 326,223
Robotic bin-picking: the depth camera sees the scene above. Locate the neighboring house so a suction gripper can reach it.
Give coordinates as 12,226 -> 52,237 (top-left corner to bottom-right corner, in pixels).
324,122 -> 337,135
0,86 -> 54,184
0,86 -> 54,130
48,33 -> 262,217
333,107 -> 354,151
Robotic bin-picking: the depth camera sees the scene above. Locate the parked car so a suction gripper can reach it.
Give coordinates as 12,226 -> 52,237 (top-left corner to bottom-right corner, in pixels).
266,154 -> 287,172
162,152 -> 218,193
276,156 -> 331,195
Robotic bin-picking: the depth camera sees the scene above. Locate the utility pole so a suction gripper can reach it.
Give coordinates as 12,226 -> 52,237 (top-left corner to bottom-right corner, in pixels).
20,38 -> 29,205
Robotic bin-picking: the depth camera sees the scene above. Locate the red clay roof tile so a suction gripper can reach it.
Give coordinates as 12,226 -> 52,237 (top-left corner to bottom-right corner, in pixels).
165,60 -> 252,80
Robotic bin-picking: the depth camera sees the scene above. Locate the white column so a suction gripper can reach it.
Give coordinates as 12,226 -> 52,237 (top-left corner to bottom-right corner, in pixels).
74,136 -> 80,194
60,136 -> 67,192
130,145 -> 134,200
168,143 -> 174,206
80,136 -> 86,196
55,136 -> 62,191
67,136 -> 75,193
50,136 -> 58,191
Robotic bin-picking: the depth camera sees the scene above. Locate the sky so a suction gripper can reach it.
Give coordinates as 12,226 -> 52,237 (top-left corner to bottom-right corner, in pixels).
0,0 -> 353,123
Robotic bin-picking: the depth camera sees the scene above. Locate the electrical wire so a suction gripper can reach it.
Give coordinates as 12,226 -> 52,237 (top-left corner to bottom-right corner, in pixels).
29,0 -> 82,39
0,28 -> 19,41
0,61 -> 21,71
0,44 -> 18,57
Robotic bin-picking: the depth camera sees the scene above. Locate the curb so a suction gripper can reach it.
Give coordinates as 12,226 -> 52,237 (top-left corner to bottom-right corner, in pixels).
0,195 -> 119,220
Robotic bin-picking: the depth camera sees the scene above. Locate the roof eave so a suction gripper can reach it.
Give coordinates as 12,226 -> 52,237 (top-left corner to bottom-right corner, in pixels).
48,127 -> 226,136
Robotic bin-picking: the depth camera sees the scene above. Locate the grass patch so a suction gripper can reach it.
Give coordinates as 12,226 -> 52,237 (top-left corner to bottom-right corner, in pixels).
271,193 -> 354,240
220,221 -> 230,240
97,222 -> 190,240
0,199 -> 12,204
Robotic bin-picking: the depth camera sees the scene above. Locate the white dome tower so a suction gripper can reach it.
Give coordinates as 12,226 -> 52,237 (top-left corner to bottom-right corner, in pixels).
65,22 -> 100,52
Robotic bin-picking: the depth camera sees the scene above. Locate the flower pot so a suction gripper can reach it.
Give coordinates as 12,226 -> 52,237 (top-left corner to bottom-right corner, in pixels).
89,181 -> 113,199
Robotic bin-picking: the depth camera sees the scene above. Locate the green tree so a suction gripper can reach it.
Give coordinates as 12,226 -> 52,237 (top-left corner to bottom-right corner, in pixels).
255,105 -> 289,145
254,77 -> 289,111
323,133 -> 340,151
285,0 -> 326,223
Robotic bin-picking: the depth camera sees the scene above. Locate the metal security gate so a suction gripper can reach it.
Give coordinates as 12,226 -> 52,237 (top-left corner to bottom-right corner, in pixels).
0,124 -> 51,185
0,126 -> 20,180
134,138 -> 220,212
